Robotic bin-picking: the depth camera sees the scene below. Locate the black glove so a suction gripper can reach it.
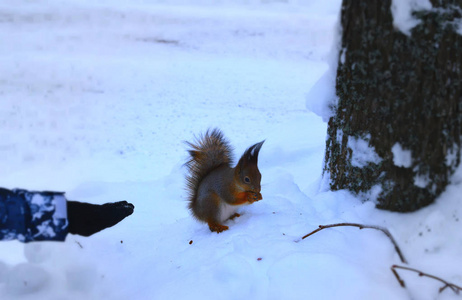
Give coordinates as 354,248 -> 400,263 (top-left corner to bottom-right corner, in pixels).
67,200 -> 134,237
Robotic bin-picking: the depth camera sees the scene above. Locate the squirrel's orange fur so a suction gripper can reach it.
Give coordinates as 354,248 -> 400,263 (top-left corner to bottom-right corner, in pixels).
185,128 -> 264,233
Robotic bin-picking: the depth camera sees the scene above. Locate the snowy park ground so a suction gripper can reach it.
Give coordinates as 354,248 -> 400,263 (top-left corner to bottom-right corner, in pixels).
0,1 -> 461,299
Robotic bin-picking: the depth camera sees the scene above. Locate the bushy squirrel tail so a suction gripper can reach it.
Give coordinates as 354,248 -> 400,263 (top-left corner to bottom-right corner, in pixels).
185,128 -> 234,206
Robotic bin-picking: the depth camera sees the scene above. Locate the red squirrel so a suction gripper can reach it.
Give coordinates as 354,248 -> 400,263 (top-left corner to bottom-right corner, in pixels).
185,128 -> 264,233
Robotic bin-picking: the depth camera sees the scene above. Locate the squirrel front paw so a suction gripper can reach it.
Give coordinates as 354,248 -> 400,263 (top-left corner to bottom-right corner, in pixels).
246,193 -> 256,203
247,192 -> 263,203
255,192 -> 262,201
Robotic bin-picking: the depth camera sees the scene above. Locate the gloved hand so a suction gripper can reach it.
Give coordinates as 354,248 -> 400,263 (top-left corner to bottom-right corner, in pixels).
67,201 -> 134,237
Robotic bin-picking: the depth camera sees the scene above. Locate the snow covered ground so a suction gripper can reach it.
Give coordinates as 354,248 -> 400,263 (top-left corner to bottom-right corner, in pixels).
0,1 -> 461,299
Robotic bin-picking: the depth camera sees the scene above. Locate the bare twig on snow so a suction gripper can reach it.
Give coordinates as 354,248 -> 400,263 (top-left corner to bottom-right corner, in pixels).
301,222 -> 407,264
391,265 -> 462,295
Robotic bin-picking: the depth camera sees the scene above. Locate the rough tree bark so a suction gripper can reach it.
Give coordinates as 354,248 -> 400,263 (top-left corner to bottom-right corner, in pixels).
324,0 -> 462,211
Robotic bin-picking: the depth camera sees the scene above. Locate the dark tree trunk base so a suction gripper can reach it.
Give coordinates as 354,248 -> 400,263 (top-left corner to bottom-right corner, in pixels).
324,1 -> 461,212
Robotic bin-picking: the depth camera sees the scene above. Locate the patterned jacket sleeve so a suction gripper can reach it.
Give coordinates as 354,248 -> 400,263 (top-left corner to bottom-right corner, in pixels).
0,188 -> 68,242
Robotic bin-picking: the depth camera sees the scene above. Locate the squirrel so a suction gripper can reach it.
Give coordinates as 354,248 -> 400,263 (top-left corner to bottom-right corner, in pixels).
185,128 -> 264,233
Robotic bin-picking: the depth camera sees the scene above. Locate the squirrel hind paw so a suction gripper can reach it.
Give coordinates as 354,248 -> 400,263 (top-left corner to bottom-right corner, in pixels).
208,221 -> 229,233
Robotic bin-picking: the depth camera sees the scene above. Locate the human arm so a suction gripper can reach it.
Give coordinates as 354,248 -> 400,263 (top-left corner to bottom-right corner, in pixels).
0,188 -> 134,242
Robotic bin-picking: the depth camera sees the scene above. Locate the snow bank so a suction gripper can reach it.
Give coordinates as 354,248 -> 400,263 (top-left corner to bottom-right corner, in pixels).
305,11 -> 341,122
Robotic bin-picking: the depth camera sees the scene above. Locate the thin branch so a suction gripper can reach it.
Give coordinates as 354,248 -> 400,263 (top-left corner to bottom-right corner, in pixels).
391,265 -> 462,295
391,266 -> 406,288
301,223 -> 407,264
301,224 -> 461,295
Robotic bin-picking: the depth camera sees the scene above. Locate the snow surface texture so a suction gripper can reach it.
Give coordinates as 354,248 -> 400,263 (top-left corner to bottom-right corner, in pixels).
1,1 -> 461,299
392,143 -> 413,168
391,0 -> 433,35
348,135 -> 382,168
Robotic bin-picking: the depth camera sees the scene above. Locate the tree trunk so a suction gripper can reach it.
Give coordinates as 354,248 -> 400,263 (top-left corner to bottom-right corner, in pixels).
324,0 -> 462,211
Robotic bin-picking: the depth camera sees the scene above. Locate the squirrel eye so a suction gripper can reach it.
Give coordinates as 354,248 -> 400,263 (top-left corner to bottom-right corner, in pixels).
244,176 -> 251,183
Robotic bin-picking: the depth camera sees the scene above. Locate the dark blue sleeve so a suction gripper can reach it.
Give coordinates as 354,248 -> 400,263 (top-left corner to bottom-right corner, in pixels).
0,188 -> 68,242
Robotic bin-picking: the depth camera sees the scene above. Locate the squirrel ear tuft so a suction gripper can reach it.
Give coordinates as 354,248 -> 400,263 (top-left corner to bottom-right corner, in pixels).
188,149 -> 199,159
238,140 -> 265,168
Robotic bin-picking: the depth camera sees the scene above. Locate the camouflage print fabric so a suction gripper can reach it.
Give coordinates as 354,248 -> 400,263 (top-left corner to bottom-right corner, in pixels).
0,188 -> 68,242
